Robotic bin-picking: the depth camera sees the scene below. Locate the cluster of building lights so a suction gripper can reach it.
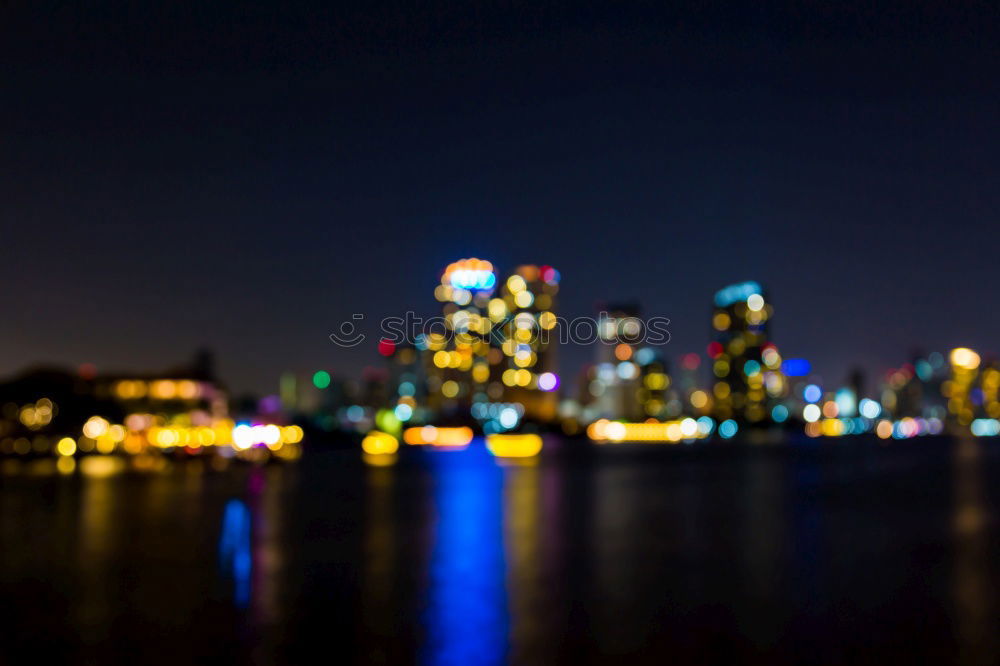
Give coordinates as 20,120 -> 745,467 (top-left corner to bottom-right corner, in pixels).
708,282 -> 785,423
471,401 -> 524,433
348,268 -> 1000,454
360,259 -> 565,464
15,398 -> 55,430
39,415 -> 304,464
114,379 -> 208,400
586,417 -> 734,443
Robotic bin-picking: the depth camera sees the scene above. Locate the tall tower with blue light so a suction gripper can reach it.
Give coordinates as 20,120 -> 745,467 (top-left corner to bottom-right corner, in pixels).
424,259 -> 497,421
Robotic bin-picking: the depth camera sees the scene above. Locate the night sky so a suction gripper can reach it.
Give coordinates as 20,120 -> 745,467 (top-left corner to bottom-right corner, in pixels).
3,1 -> 998,395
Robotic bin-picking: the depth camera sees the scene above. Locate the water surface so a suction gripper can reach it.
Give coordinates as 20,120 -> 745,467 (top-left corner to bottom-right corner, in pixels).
1,436 -> 997,664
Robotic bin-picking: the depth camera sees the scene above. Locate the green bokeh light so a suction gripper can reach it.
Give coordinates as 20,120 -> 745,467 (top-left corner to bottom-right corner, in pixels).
312,370 -> 331,389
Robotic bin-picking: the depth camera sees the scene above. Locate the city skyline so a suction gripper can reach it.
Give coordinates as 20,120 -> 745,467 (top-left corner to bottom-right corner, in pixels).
3,261 -> 996,401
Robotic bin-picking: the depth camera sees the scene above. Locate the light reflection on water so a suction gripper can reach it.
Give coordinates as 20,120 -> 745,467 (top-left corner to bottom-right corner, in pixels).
219,499 -> 252,608
422,444 -> 508,666
952,436 -> 997,666
1,438 -> 998,664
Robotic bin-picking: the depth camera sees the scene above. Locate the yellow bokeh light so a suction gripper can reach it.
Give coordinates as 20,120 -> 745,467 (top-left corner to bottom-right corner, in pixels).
82,416 -> 110,439
177,380 -> 199,399
690,390 -> 709,409
362,430 -> 399,455
486,433 -> 542,458
96,435 -> 116,454
820,418 -> 843,437
506,275 -> 527,293
950,347 -> 980,370
586,419 -> 709,443
363,452 -> 397,467
644,373 -> 668,390
150,380 -> 177,399
402,426 -> 473,448
56,437 -> 77,456
488,298 -> 507,321
57,456 -> 76,475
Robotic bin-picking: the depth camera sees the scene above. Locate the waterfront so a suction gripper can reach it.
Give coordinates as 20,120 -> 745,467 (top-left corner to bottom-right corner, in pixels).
1,436 -> 997,664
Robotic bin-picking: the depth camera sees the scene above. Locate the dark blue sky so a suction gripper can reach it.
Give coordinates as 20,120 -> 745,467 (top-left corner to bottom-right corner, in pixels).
2,1 -> 997,394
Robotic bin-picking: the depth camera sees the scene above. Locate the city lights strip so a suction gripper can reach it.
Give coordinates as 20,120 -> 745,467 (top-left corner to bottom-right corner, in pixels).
71,415 -> 304,455
402,426 -> 474,448
971,418 -> 1000,437
485,433 -> 543,458
803,417 -> 945,439
586,418 -> 711,443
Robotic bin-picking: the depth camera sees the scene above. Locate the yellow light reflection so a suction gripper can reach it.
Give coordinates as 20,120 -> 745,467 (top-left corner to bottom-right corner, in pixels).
402,426 -> 473,448
361,430 -> 399,455
486,433 -> 542,458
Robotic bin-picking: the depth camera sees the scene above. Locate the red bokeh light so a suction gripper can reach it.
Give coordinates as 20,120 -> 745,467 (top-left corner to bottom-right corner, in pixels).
683,352 -> 702,369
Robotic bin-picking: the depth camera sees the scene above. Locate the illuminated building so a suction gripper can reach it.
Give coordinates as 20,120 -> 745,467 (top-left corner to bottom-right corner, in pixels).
675,353 -> 702,416
421,259 -> 561,430
280,372 -> 298,412
877,352 -> 947,420
709,281 -> 786,423
634,347 -> 675,419
589,304 -> 645,421
425,258 -> 497,421
0,374 -> 68,458
946,347 -> 981,427
382,342 -> 425,427
0,357 -> 303,461
357,366 -> 390,411
494,264 -> 560,422
102,349 -> 229,423
981,360 -> 1000,420
107,376 -> 227,419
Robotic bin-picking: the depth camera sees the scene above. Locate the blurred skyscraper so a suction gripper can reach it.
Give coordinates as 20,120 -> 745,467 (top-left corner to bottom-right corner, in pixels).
424,258 -> 497,422
947,347 -> 981,427
495,265 -> 560,422
589,304 -> 646,421
709,281 -> 786,423
419,259 -> 561,430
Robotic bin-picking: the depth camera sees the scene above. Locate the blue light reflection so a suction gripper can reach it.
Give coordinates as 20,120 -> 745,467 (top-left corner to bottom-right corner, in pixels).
219,498 -> 252,609
422,443 -> 508,666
